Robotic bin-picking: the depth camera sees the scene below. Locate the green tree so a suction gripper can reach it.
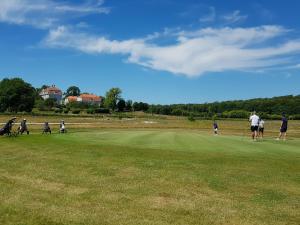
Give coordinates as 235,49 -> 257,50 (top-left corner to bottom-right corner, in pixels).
117,99 -> 126,112
125,100 -> 133,111
0,78 -> 36,112
44,98 -> 57,109
65,86 -> 81,97
104,88 -> 122,111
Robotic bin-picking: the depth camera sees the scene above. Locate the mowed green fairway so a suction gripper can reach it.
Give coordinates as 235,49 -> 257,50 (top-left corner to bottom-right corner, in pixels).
0,130 -> 299,225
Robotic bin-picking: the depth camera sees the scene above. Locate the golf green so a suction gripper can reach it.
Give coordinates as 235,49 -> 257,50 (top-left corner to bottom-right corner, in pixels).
0,130 -> 299,225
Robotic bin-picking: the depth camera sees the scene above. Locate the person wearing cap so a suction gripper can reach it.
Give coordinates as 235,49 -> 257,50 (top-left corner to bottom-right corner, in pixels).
19,118 -> 29,135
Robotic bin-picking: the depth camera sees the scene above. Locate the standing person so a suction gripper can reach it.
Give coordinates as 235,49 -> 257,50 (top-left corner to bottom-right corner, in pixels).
18,118 -> 29,135
59,120 -> 66,133
43,122 -> 51,134
249,111 -> 260,140
213,121 -> 219,135
277,114 -> 288,141
258,118 -> 265,139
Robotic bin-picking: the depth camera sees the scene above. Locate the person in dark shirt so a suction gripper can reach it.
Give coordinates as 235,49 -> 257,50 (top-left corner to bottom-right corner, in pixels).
213,121 -> 219,135
277,114 -> 288,140
18,118 -> 29,135
43,122 -> 51,134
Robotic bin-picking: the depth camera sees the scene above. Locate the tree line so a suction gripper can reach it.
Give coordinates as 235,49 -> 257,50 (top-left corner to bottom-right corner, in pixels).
147,95 -> 300,120
0,77 -> 299,119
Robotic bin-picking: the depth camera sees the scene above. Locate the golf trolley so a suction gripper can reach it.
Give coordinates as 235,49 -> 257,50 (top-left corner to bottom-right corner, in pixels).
0,118 -> 19,137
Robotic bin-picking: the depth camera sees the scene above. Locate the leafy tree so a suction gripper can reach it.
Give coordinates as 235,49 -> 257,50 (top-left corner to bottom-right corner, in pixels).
104,88 -> 122,111
41,84 -> 50,89
44,98 -> 57,109
65,86 -> 81,97
117,99 -> 126,112
0,78 -> 36,112
133,102 -> 149,112
125,100 -> 133,111
35,98 -> 57,111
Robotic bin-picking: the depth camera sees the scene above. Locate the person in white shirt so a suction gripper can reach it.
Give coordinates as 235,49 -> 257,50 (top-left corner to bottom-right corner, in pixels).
59,120 -> 66,133
258,118 -> 265,139
249,111 -> 260,140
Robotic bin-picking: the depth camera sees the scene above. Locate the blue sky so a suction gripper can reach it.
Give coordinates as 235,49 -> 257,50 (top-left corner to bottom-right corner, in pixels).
0,0 -> 300,104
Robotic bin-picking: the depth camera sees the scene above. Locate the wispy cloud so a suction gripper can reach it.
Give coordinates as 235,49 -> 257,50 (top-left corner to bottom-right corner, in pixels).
0,0 -> 109,28
223,10 -> 248,24
199,7 -> 216,23
43,25 -> 300,77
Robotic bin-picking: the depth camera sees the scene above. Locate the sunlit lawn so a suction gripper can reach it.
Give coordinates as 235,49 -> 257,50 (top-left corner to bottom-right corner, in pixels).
0,129 -> 299,225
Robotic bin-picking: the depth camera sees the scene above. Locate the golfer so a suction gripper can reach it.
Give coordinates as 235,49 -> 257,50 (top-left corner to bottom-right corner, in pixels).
258,118 -> 265,139
60,120 -> 66,133
18,118 -> 29,135
277,114 -> 288,141
249,111 -> 259,140
43,122 -> 51,134
213,121 -> 219,135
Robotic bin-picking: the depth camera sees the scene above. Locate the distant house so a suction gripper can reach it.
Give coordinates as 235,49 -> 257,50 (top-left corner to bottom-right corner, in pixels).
64,94 -> 102,106
40,85 -> 63,103
64,96 -> 77,104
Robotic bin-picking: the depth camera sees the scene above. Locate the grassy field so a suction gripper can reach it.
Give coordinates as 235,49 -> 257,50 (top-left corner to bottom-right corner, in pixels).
1,114 -> 300,137
0,116 -> 300,224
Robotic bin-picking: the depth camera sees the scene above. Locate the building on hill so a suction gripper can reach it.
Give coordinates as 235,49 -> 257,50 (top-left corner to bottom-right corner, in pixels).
64,96 -> 77,104
64,94 -> 102,106
40,85 -> 63,103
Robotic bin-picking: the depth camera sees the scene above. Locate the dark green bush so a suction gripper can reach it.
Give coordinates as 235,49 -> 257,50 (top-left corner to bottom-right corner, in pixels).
188,114 -> 195,122
94,108 -> 110,114
87,108 -> 95,114
54,108 -> 63,113
71,109 -> 81,114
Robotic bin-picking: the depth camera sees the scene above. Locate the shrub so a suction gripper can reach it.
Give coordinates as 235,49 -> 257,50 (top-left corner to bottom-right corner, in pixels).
188,113 -> 195,122
94,108 -> 110,114
71,109 -> 81,114
54,108 -> 63,113
87,108 -> 95,114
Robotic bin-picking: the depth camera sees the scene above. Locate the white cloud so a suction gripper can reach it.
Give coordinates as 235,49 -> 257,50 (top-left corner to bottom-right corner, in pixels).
199,7 -> 216,23
0,0 -> 109,28
223,10 -> 248,24
43,25 -> 300,77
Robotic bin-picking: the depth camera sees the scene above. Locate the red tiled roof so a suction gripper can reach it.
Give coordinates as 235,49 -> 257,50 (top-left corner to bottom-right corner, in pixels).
67,96 -> 78,102
43,86 -> 62,94
80,94 -> 102,101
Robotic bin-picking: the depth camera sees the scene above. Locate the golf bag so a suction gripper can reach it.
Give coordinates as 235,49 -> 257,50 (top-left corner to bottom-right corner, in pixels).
0,119 -> 15,136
